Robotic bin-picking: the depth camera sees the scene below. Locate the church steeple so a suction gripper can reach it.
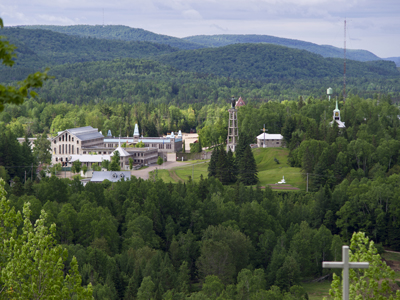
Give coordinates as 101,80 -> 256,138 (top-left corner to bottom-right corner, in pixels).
331,98 -> 346,128
333,98 -> 340,121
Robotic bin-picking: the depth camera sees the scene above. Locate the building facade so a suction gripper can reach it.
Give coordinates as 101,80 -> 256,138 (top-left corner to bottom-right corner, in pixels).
51,126 -> 104,166
256,133 -> 284,148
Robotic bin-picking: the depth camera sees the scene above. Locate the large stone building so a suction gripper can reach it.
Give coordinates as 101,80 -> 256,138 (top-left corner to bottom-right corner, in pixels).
51,126 -> 104,166
51,125 -> 181,167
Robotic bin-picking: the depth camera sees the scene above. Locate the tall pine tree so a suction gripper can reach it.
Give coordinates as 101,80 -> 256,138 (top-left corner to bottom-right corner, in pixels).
208,147 -> 218,178
238,144 -> 258,185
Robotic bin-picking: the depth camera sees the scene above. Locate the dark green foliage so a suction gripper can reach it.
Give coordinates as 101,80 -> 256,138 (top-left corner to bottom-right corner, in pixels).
22,25 -> 204,50
183,34 -> 381,62
156,43 -> 399,81
207,148 -> 218,178
238,144 -> 258,186
0,27 -> 177,82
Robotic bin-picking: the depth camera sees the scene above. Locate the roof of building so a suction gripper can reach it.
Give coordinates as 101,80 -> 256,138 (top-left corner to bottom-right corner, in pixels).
69,155 -> 112,163
257,133 -> 283,140
236,96 -> 246,107
330,120 -> 346,128
114,145 -> 131,157
74,131 -> 104,141
55,126 -> 104,141
67,126 -> 96,134
91,171 -> 131,183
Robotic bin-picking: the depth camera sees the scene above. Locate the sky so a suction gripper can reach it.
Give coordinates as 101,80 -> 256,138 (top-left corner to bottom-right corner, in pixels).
1,0 -> 399,58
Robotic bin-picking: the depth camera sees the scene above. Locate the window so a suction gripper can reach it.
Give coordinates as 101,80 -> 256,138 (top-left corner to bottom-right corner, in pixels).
83,151 -> 86,154
59,137 -> 61,142
59,145 -> 61,154
54,148 -> 56,154
69,135 -> 71,142
72,137 -> 74,142
62,135 -> 64,141
56,157 -> 58,162
77,148 -> 79,154
277,142 -> 279,144
62,144 -> 64,154
54,140 -> 56,144
72,145 -> 74,154
77,140 -> 79,144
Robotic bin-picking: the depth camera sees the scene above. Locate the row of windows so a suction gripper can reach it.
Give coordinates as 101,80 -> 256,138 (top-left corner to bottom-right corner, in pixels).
54,134 -> 76,143
54,145 -> 80,155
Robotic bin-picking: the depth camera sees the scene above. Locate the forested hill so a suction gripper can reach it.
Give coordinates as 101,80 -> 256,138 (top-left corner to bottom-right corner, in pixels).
183,34 -> 381,62
20,25 -> 204,50
155,43 -> 400,80
0,27 -> 178,82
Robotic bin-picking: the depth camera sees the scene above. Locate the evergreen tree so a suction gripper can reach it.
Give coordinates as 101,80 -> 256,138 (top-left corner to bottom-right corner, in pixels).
238,145 -> 258,185
227,147 -> 237,184
207,147 -> 218,178
216,147 -> 229,185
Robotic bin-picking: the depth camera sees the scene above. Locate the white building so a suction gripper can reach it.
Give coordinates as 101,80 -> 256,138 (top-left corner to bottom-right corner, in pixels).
330,99 -> 346,128
256,133 -> 284,148
51,126 -> 104,166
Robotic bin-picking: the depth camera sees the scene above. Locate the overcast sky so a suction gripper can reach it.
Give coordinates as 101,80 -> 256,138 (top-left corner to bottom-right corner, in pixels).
1,0 -> 399,58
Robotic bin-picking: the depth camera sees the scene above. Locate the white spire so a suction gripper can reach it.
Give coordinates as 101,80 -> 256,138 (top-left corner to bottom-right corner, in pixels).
134,124 -> 139,137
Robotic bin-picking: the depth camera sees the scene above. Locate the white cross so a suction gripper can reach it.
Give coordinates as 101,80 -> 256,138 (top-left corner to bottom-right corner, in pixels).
322,246 -> 369,300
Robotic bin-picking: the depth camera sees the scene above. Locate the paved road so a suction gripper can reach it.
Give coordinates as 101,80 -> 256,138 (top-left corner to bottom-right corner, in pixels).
131,161 -> 189,180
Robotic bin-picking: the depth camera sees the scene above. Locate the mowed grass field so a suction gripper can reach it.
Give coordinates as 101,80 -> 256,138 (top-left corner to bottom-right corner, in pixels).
253,147 -> 305,190
152,148 -> 305,190
302,280 -> 332,300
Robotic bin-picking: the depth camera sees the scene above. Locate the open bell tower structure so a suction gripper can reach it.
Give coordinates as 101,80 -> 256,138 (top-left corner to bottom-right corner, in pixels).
227,97 -> 239,152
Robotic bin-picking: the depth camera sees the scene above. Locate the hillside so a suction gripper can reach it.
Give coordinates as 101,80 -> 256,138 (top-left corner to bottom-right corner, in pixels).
384,57 -> 400,67
155,43 -> 399,80
21,25 -> 204,50
183,34 -> 381,62
0,27 -> 178,82
253,147 -> 304,189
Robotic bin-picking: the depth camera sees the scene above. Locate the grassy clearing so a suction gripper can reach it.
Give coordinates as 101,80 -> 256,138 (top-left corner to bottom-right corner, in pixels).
258,167 -> 305,190
174,162 -> 209,182
302,280 -> 332,300
253,147 -> 305,190
155,147 -> 305,189
382,251 -> 400,262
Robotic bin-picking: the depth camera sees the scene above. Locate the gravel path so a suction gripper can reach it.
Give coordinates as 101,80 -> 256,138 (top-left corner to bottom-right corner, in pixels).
131,161 -> 189,180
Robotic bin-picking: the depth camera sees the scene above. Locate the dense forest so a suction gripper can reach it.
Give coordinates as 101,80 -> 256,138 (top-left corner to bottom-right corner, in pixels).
183,34 -> 381,62
21,25 -> 395,63
22,25 -> 204,50
3,20 -> 400,299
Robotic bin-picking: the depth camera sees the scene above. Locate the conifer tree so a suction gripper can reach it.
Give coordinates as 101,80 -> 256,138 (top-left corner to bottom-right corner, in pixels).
238,144 -> 258,185
227,147 -> 237,184
208,147 -> 218,178
216,147 -> 229,185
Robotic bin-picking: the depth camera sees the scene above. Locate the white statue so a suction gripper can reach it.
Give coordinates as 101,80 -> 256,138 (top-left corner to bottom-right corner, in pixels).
277,175 -> 286,184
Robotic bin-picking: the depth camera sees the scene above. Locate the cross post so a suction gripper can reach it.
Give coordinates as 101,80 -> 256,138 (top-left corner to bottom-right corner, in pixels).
260,124 -> 268,148
322,246 -> 369,300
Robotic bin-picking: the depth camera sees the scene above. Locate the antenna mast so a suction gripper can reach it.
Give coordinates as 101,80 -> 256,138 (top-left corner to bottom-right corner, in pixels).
343,19 -> 346,104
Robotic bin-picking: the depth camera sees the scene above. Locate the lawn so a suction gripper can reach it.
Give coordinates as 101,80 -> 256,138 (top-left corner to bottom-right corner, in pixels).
382,251 -> 400,262
153,147 -> 306,190
253,147 -> 305,190
302,280 -> 332,300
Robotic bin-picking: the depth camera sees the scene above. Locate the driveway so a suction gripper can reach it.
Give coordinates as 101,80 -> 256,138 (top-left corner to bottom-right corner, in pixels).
131,161 -> 189,180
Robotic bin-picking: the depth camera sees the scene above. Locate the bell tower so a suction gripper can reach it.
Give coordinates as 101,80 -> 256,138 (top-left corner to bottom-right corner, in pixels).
227,97 -> 239,152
